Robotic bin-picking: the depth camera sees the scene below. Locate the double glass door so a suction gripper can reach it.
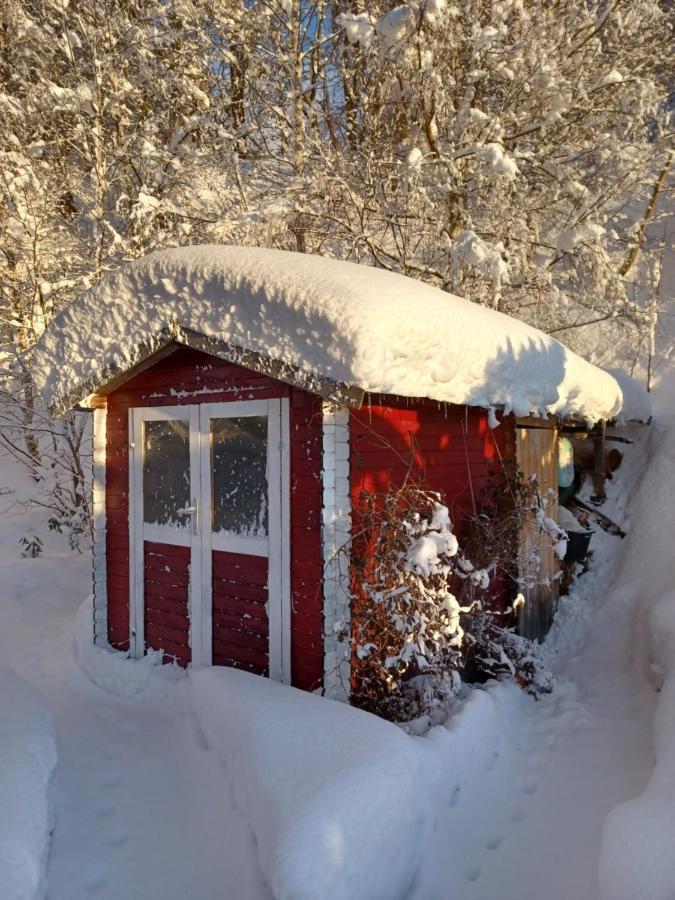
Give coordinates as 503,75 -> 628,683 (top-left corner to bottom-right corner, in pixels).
128,399 -> 289,679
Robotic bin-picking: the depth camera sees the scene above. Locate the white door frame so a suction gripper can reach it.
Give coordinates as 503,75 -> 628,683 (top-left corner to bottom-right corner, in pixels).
128,398 -> 291,681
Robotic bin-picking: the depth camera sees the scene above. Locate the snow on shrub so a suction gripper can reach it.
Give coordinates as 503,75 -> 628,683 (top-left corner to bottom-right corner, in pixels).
349,485 -> 490,720
191,666 -> 426,900
349,470 -> 556,720
0,665 -> 57,900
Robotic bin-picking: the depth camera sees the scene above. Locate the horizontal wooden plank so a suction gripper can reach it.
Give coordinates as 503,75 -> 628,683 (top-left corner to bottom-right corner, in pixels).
108,624 -> 129,644
143,566 -> 190,588
144,587 -> 188,611
212,656 -> 267,676
145,541 -> 190,560
145,608 -> 189,634
212,610 -> 268,634
146,639 -> 191,665
145,623 -> 190,648
144,580 -> 189,603
212,579 -> 267,604
212,624 -> 268,650
212,553 -> 268,585
212,639 -> 268,670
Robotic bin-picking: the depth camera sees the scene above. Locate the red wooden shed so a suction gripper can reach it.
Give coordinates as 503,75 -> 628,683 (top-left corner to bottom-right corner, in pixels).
32,246 -> 639,698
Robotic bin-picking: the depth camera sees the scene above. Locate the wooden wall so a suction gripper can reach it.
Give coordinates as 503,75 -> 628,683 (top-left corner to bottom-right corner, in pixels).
349,396 -> 515,608
515,424 -> 560,639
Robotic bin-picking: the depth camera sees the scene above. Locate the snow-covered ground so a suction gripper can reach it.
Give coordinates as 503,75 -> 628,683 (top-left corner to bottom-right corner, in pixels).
0,463 -> 269,900
0,380 -> 673,899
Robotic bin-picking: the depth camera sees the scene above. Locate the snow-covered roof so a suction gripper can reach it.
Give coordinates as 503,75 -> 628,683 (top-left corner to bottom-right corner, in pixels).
33,245 -> 634,422
606,368 -> 652,424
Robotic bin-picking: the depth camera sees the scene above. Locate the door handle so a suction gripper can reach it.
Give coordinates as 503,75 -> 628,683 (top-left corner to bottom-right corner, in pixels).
177,502 -> 199,534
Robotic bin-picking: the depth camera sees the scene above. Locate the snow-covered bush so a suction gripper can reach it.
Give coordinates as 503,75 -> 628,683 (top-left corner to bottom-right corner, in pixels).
350,484 -> 488,720
466,605 -> 554,696
19,530 -> 43,559
349,470 -> 557,719
0,392 -> 92,548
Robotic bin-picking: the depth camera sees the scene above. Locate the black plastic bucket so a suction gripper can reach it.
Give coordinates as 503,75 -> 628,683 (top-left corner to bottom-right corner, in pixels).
564,530 -> 593,564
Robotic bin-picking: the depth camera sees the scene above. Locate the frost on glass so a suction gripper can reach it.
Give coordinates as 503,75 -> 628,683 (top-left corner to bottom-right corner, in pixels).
211,416 -> 268,538
143,420 -> 190,527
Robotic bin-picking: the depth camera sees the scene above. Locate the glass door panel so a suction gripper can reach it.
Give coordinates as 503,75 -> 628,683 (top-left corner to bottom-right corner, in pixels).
130,405 -> 200,665
211,415 -> 268,542
143,419 -> 191,529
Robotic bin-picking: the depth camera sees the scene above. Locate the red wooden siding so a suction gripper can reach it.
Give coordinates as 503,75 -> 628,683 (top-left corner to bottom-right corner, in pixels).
212,551 -> 269,675
350,397 -> 515,601
289,390 -> 324,691
144,542 -> 191,666
104,346 -> 324,689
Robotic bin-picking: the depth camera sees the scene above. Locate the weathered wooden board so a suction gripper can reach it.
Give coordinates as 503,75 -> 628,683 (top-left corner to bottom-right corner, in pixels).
516,425 -> 560,640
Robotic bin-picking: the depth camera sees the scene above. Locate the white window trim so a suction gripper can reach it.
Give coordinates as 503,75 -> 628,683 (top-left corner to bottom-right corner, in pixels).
128,399 -> 291,682
321,403 -> 352,701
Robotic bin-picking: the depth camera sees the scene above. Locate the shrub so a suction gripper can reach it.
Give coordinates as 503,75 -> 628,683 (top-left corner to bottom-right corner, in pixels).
348,474 -> 554,722
349,482 -> 489,720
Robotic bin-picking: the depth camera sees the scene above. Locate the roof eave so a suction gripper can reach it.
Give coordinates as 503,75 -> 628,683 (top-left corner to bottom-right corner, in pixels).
50,324 -> 366,416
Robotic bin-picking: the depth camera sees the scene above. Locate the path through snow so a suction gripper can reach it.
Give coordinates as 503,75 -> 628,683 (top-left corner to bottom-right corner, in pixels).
410,422 -> 659,900
0,464 -> 269,900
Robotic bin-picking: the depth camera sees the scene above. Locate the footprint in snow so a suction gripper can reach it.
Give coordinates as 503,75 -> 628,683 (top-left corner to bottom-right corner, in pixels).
485,750 -> 499,771
462,865 -> 481,883
101,772 -> 122,788
119,721 -> 139,738
484,835 -> 503,851
94,802 -> 115,818
83,863 -> 110,892
448,786 -> 461,808
519,777 -> 540,795
572,714 -> 591,731
106,829 -> 128,847
509,807 -> 527,823
104,747 -> 121,761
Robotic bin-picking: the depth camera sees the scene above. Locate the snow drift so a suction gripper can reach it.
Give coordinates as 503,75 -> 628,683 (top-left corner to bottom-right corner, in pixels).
0,666 -> 57,900
191,666 -> 427,900
32,245 -> 625,423
598,408 -> 675,900
190,665 -> 514,900
74,597 -> 185,702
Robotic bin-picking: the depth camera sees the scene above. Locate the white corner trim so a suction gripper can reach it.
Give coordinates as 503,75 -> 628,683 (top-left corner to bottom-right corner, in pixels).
92,405 -> 108,646
322,402 -> 351,701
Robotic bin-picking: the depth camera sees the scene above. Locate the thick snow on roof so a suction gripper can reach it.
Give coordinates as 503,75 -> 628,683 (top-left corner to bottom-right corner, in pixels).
606,368 -> 652,424
33,245 -> 626,421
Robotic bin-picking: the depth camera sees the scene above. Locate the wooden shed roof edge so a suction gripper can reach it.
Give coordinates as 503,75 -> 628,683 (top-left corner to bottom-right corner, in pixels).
55,324 -> 366,416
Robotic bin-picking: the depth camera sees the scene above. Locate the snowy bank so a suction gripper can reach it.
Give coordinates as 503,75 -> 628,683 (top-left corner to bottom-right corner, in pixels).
191,667 -> 426,900
417,682 -> 513,797
33,245 -> 624,423
74,597 -> 186,702
0,666 -> 57,900
598,414 -> 675,900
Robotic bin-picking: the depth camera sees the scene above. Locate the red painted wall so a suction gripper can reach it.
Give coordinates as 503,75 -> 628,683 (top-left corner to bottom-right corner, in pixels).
105,346 -> 324,690
144,541 -> 191,665
350,396 -> 515,602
